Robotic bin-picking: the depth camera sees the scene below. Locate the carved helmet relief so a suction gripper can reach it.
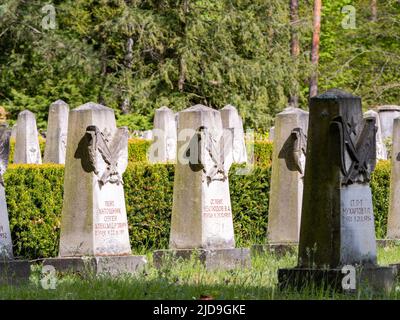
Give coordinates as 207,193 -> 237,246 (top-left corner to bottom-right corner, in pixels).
185,126 -> 229,185
279,127 -> 307,176
329,114 -> 376,185
83,125 -> 128,187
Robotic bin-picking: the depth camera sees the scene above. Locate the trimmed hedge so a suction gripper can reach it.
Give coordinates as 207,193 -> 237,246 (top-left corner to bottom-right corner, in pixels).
8,138 -> 273,166
5,159 -> 388,259
4,163 -> 270,259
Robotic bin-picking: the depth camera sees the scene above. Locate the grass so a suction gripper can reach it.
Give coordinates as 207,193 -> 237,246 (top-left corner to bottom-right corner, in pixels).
0,246 -> 400,300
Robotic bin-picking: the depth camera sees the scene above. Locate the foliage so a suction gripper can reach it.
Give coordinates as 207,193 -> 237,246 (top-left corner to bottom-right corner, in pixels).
371,160 -> 391,239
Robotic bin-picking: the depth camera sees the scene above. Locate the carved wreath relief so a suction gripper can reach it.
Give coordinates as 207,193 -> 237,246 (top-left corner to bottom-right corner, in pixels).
330,115 -> 376,185
84,125 -> 128,187
185,126 -> 231,185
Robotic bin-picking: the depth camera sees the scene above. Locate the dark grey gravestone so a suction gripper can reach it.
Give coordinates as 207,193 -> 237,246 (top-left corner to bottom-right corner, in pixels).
278,89 -> 396,293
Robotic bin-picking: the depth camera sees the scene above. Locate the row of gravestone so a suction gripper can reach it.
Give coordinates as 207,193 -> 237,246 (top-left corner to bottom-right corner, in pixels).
0,90 -> 397,293
7,102 -> 248,167
269,104 -> 400,161
0,102 -> 251,283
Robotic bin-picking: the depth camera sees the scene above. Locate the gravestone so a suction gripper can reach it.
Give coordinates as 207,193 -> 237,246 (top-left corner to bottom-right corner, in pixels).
153,105 -> 250,270
387,117 -> 400,239
43,102 -> 146,275
0,124 -> 30,283
149,106 -> 177,163
142,130 -> 153,140
220,105 -> 247,164
13,110 -> 42,164
269,126 -> 275,141
364,110 -> 387,160
377,105 -> 400,148
267,107 -> 309,247
278,89 -> 395,292
10,125 -> 17,140
43,100 -> 69,164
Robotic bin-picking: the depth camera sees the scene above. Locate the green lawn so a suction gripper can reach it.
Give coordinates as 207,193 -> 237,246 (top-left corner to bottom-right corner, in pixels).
1,246 -> 400,300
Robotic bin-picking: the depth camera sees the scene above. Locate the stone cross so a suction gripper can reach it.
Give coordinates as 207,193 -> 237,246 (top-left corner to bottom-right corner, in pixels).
59,102 -> 132,257
298,89 -> 377,267
0,125 -> 12,259
13,110 -> 42,164
364,110 -> 387,160
43,100 -> 69,164
387,117 -> 400,239
220,105 -> 247,164
267,107 -> 309,245
170,104 -> 235,249
377,105 -> 400,145
149,106 -> 177,163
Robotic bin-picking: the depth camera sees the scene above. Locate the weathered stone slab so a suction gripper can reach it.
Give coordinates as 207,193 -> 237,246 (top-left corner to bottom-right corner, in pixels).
364,110 -> 387,160
279,89 -> 394,292
378,105 -> 400,144
43,100 -> 69,164
153,248 -> 250,271
149,106 -> 177,163
13,110 -> 42,164
42,255 -> 147,277
0,260 -> 31,285
387,117 -> 400,239
220,105 -> 247,164
278,266 -> 396,293
154,104 -> 250,269
251,243 -> 298,257
267,107 -> 308,245
0,125 -> 12,259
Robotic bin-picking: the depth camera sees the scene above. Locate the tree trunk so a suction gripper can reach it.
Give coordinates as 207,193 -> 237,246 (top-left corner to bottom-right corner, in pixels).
370,0 -> 377,21
309,0 -> 322,99
289,0 -> 300,107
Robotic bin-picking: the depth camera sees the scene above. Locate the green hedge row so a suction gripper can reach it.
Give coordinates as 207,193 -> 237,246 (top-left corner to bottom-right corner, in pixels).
5,163 -> 270,259
5,160 -> 389,259
8,138 -> 273,166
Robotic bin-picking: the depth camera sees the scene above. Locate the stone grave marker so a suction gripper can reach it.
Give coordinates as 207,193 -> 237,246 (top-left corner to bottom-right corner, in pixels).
364,110 -> 387,160
0,124 -> 30,283
13,110 -> 42,164
42,102 -> 146,275
267,107 -> 309,249
220,105 -> 247,164
377,105 -> 400,150
43,100 -> 69,164
387,117 -> 400,239
153,104 -> 251,270
278,89 -> 396,292
149,106 -> 177,163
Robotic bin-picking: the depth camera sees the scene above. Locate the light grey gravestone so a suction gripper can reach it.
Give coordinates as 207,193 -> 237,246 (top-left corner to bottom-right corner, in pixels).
278,89 -> 396,293
0,125 -> 30,283
269,126 -> 275,141
377,105 -> 400,148
10,125 -> 17,140
153,105 -> 250,270
364,110 -> 387,160
387,117 -> 400,239
13,110 -> 42,164
42,102 -> 146,276
220,105 -> 247,164
267,107 -> 309,247
149,106 -> 177,163
142,130 -> 153,140
43,100 -> 69,164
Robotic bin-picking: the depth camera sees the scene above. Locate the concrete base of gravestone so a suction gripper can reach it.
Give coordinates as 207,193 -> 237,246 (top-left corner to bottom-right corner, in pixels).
0,260 -> 31,285
278,266 -> 396,293
153,248 -> 251,271
376,239 -> 400,248
41,255 -> 147,277
251,243 -> 298,257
